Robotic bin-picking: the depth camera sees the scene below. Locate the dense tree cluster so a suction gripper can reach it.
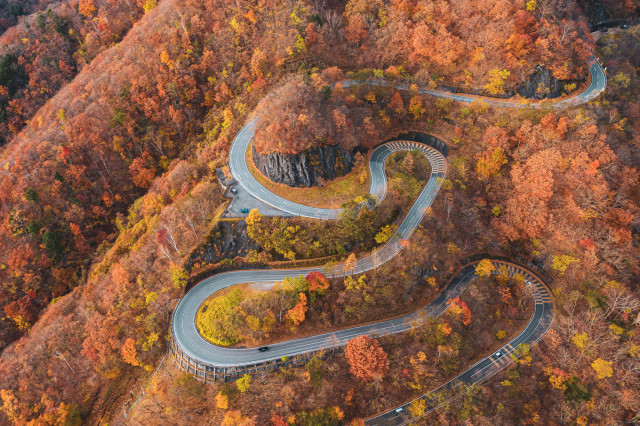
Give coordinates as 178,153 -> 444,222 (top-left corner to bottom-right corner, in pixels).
298,0 -> 595,93
120,273 -> 531,423
0,0 -> 307,422
253,76 -> 380,154
246,150 -> 430,260
198,273 -> 331,346
576,0 -> 640,21
0,0 -> 60,33
0,0 -> 148,144
0,0 -> 300,352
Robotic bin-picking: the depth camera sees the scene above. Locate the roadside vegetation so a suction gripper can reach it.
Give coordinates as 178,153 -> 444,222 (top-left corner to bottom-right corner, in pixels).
131,266 -> 534,424
196,256 -> 532,351
240,150 -> 430,263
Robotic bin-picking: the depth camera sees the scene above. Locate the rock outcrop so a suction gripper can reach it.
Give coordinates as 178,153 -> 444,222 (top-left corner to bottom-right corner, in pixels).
578,0 -> 609,26
516,65 -> 583,100
187,221 -> 258,272
252,144 -> 354,187
435,65 -> 581,100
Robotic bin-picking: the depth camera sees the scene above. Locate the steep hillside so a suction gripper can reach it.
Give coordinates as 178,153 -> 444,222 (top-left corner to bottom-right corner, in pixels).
0,0 -> 62,33
310,0 -> 593,93
0,0 -> 296,354
0,0 -> 306,422
0,0 -> 146,144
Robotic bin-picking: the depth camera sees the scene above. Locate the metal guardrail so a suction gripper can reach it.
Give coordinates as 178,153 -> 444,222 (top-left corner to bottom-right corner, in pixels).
170,337 -> 318,383
282,56 -> 325,72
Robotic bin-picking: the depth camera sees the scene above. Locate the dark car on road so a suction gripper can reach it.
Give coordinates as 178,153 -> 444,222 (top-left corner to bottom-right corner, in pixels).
258,346 -> 269,352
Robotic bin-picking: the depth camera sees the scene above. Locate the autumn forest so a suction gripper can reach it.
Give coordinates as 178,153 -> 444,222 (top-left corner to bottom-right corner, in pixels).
0,0 -> 639,424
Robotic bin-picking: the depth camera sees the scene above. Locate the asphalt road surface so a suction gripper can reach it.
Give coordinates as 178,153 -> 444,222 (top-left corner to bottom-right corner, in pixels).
341,56 -> 606,109
173,140 -> 448,366
171,61 -> 608,423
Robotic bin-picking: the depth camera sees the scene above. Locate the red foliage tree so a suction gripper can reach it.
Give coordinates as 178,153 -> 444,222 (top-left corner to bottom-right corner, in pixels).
306,271 -> 330,296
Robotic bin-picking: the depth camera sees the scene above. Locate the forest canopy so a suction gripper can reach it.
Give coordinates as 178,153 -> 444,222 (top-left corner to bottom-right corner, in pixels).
253,76 -> 380,154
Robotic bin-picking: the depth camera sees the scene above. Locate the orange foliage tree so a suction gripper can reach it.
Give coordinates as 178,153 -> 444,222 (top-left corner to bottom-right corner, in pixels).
121,338 -> 138,366
344,335 -> 389,381
286,293 -> 308,326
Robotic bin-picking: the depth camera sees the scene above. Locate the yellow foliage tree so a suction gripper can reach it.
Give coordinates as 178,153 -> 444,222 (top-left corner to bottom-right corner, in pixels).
245,208 -> 262,227
345,253 -> 357,274
222,410 -> 255,426
483,69 -> 511,95
476,147 -> 508,179
552,255 -> 579,275
408,95 -> 425,120
591,358 -> 613,380
236,374 -> 252,393
571,332 -> 588,351
143,0 -> 157,14
409,399 -> 426,417
374,225 -> 394,244
475,259 -> 495,277
216,392 -> 229,410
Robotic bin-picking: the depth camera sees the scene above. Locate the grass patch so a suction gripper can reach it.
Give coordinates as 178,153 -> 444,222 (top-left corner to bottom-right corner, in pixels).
196,283 -> 272,346
246,144 -> 370,209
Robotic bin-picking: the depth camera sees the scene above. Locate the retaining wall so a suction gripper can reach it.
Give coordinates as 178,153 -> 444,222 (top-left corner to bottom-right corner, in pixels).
170,338 -> 324,383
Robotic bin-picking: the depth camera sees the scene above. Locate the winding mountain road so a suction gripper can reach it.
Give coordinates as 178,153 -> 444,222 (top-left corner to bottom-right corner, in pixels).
171,59 -> 606,424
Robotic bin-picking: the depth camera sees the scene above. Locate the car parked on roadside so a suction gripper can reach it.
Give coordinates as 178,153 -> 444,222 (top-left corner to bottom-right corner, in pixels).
230,187 -> 238,194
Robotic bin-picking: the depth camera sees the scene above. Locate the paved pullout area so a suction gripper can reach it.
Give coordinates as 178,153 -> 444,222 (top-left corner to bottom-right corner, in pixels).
171,59 -> 607,423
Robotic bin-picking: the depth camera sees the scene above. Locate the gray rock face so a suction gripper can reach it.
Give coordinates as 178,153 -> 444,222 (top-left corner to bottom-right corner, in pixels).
516,65 -> 582,100
187,221 -> 258,270
436,65 -> 580,100
578,0 -> 609,26
253,144 -> 354,187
